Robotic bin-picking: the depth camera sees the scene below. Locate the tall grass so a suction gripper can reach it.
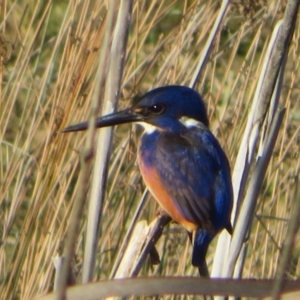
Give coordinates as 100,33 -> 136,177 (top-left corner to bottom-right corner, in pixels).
0,0 -> 299,299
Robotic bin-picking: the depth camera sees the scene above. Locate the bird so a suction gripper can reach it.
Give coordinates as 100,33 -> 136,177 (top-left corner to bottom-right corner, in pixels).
63,85 -> 233,276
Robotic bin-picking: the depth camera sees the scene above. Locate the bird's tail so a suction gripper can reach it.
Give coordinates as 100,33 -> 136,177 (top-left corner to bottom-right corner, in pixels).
192,229 -> 214,277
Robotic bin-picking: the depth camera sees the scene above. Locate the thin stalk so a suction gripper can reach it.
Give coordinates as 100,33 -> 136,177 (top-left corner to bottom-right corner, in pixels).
109,189 -> 149,279
56,3 -> 118,299
271,178 -> 300,299
82,0 -> 134,284
213,0 -> 300,279
189,0 -> 231,88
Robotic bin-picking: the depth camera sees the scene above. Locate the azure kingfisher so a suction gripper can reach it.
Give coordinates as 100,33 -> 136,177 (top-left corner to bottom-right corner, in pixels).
63,85 -> 233,276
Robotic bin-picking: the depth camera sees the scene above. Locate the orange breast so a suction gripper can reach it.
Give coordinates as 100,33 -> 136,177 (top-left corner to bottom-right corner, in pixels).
139,158 -> 197,231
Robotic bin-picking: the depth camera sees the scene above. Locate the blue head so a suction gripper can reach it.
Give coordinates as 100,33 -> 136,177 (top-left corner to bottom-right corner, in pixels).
133,86 -> 209,133
62,86 -> 209,133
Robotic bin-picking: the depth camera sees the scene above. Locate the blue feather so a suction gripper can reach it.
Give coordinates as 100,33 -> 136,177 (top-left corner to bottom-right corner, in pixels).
192,229 -> 214,267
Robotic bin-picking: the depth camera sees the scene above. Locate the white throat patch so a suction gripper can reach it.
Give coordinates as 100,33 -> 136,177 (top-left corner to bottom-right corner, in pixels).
136,122 -> 157,134
179,116 -> 201,128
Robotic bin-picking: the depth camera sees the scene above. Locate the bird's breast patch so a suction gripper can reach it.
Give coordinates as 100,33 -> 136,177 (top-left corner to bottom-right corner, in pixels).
138,157 -> 198,231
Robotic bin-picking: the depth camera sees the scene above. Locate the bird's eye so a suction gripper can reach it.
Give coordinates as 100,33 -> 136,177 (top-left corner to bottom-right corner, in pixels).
148,104 -> 165,114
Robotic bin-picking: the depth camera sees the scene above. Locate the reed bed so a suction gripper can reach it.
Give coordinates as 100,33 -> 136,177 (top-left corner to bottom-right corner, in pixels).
0,0 -> 299,299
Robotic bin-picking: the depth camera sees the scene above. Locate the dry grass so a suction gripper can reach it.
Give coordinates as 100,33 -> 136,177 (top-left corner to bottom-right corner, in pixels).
0,0 -> 299,299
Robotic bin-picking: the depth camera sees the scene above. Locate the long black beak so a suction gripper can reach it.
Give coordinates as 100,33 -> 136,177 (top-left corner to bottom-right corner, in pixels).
62,108 -> 143,133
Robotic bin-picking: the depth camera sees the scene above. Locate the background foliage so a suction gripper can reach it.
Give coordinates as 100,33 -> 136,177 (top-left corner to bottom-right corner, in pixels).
0,0 -> 299,299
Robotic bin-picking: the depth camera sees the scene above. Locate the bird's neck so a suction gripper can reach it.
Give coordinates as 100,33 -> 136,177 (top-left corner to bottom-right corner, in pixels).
138,130 -> 160,167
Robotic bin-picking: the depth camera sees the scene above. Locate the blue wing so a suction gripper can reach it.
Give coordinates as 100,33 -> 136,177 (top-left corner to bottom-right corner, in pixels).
156,127 -> 232,230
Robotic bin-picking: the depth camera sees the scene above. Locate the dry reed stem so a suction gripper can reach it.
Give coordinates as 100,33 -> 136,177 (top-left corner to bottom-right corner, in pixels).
0,0 -> 299,299
81,0 -> 133,284
38,277 -> 300,300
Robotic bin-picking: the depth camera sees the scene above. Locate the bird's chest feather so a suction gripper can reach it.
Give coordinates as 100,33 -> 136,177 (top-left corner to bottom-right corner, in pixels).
138,131 -> 198,230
